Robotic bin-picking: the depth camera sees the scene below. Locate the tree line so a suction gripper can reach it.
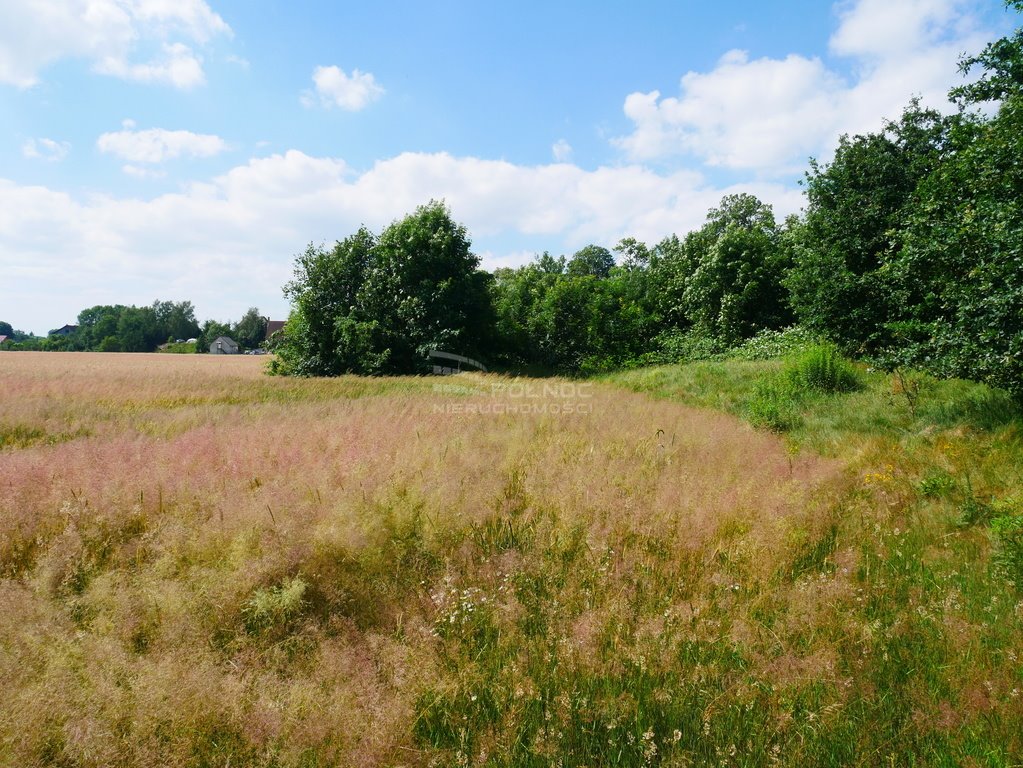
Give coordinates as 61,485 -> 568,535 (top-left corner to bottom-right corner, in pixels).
0,303 -> 270,354
272,4 -> 1022,400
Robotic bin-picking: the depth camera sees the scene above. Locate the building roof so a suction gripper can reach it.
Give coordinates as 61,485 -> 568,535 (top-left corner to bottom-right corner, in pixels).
0,335 -> 8,344
265,320 -> 286,340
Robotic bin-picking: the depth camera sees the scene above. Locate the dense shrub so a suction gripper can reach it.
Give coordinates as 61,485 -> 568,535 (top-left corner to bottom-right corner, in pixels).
783,344 -> 861,394
730,326 -> 819,361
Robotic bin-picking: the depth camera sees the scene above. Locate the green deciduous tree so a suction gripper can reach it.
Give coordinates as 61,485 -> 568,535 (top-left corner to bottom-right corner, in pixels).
152,300 -> 201,342
359,201 -> 493,374
98,336 -> 123,353
233,307 -> 268,350
951,0 -> 1023,105
274,202 -> 494,376
566,245 -> 615,278
73,302 -> 198,352
785,102 -> 951,353
77,305 -> 123,350
888,105 -> 1023,399
491,247 -> 660,374
116,306 -> 161,352
661,194 -> 790,345
274,227 -> 377,375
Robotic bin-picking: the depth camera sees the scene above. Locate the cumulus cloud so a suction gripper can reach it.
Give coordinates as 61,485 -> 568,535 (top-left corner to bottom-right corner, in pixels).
97,123 -> 227,164
613,0 -> 991,175
0,0 -> 231,89
0,150 -> 803,332
552,139 -> 573,162
829,0 -> 970,59
22,137 -> 71,162
302,65 -> 384,111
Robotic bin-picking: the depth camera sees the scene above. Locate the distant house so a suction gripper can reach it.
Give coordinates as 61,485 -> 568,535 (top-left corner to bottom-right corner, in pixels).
0,335 -> 8,345
49,324 -> 78,337
210,336 -> 240,355
265,320 -> 286,343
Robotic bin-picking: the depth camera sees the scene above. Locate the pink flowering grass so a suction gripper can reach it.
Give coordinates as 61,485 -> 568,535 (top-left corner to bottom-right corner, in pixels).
1,353 -> 1021,765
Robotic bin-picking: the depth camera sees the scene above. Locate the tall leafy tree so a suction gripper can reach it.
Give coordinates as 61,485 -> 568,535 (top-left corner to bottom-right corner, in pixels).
274,227 -> 377,375
274,202 -> 494,376
647,234 -> 693,330
491,260 -> 559,368
890,105 -> 1022,398
663,194 -> 790,345
152,300 -> 200,342
491,248 -> 660,374
77,305 -> 126,350
115,306 -> 160,352
357,201 -> 494,374
785,102 -> 951,353
951,0 -> 1023,105
233,307 -> 268,350
887,4 -> 1023,399
566,245 -> 615,278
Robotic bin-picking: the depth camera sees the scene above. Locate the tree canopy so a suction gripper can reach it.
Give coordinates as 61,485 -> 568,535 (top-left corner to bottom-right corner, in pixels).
272,201 -> 493,376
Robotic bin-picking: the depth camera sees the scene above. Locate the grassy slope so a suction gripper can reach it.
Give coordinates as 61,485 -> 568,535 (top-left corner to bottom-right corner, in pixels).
0,352 -> 1021,766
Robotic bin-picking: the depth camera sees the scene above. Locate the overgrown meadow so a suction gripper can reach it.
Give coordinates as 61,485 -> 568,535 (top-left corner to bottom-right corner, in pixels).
1,352 -> 1021,766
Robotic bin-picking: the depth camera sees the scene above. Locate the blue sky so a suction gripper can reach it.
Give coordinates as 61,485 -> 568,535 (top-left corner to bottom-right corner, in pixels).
0,0 -> 1015,334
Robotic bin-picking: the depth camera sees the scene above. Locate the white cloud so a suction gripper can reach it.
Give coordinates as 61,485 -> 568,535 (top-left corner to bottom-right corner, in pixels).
616,51 -> 844,174
131,0 -> 230,43
97,125 -> 227,164
613,0 -> 991,175
94,42 -> 206,89
829,0 -> 970,59
22,138 -> 71,162
552,139 -> 573,162
302,65 -> 384,111
0,150 -> 803,333
122,164 -> 168,179
0,0 -> 231,89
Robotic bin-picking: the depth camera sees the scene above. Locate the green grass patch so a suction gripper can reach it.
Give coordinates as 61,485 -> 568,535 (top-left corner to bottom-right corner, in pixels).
0,423 -> 90,449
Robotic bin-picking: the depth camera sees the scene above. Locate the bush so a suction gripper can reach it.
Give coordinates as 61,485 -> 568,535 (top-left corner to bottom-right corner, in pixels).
783,343 -> 861,394
730,326 -> 819,361
647,329 -> 724,364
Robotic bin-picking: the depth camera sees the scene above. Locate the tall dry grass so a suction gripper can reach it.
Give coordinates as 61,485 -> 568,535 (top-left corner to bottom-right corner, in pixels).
1,353 -> 1020,765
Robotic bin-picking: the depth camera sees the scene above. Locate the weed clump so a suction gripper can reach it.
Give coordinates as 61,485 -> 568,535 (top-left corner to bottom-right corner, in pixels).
742,344 -> 860,431
243,576 -> 308,634
782,344 -> 861,395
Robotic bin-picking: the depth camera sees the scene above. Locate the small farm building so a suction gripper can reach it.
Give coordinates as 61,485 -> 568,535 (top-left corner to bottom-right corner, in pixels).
210,336 -> 240,355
